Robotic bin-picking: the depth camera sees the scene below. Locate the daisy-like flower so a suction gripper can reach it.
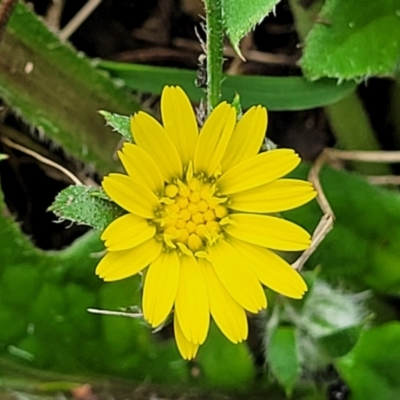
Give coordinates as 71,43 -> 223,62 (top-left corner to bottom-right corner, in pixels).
96,86 -> 316,359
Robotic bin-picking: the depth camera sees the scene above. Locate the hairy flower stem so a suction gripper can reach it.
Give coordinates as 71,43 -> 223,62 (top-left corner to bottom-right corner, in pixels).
204,0 -> 224,113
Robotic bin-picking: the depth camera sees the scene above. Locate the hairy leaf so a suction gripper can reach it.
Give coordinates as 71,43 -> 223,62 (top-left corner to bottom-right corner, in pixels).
318,325 -> 364,358
0,3 -> 137,172
268,326 -> 300,395
223,0 -> 281,55
50,186 -> 125,230
301,0 -> 400,80
99,111 -> 132,142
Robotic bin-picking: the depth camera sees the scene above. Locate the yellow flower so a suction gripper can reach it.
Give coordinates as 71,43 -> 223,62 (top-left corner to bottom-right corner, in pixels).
96,86 -> 317,359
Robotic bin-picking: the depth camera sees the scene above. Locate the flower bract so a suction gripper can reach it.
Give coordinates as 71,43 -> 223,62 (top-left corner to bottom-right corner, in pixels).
96,86 -> 317,359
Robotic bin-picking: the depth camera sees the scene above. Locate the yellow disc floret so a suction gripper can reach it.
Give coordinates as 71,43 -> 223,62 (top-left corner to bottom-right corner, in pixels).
154,165 -> 230,256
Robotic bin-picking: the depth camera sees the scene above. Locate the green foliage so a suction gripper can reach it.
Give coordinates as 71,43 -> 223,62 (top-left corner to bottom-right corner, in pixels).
222,0 -> 281,55
50,109 -> 135,231
0,188 -> 189,382
3,0 -> 400,397
99,61 -> 356,111
301,0 -> 400,80
317,325 -> 365,359
325,92 -> 390,175
99,111 -> 132,142
0,3 -> 137,173
197,324 -> 255,389
231,93 -> 243,118
337,323 -> 400,400
50,186 -> 125,230
267,326 -> 300,396
265,277 -> 368,385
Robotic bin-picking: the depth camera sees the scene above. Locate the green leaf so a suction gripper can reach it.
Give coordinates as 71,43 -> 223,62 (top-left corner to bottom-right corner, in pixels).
99,61 -> 356,111
99,111 -> 132,142
337,323 -> 400,400
223,0 -> 281,55
0,3 -> 137,172
197,323 -> 254,389
231,92 -> 243,117
0,184 -> 190,383
300,0 -> 400,80
318,325 -> 364,358
50,185 -> 125,230
267,326 -> 300,395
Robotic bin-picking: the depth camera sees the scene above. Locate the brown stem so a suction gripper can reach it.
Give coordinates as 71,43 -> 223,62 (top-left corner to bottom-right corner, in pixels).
0,0 -> 18,44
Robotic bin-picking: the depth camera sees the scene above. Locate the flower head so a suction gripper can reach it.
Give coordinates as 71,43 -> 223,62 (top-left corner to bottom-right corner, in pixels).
96,86 -> 317,359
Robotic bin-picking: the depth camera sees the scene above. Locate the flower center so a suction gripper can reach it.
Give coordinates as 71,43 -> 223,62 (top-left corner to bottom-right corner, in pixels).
154,165 -> 230,257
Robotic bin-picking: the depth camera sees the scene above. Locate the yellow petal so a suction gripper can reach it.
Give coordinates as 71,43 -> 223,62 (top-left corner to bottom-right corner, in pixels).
101,214 -> 156,251
131,111 -> 182,182
95,238 -> 162,281
199,258 -> 248,343
102,174 -> 158,219
226,213 -> 311,251
119,143 -> 164,194
143,251 -> 180,327
218,149 -> 300,195
221,105 -> 267,171
230,179 -> 317,213
174,312 -> 199,360
175,255 -> 210,345
230,238 -> 307,299
161,86 -> 198,167
207,240 -> 267,313
194,102 -> 236,176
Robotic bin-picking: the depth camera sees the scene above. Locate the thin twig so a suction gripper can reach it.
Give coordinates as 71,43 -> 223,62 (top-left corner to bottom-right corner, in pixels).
292,149 -> 335,271
292,214 -> 334,271
45,0 -> 65,31
367,176 -> 400,185
0,136 -> 83,185
328,148 -> 400,163
326,148 -> 400,185
292,146 -> 400,270
87,308 -> 143,318
308,149 -> 335,217
0,0 -> 18,44
59,0 -> 102,41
